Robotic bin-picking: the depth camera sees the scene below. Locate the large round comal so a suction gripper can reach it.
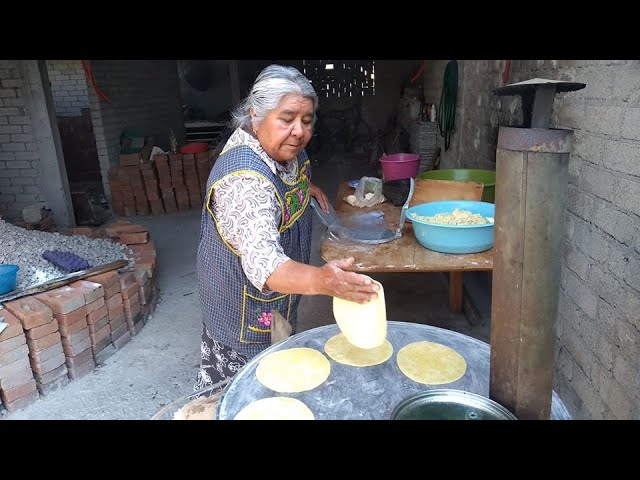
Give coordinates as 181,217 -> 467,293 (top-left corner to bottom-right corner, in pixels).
407,201 -> 495,254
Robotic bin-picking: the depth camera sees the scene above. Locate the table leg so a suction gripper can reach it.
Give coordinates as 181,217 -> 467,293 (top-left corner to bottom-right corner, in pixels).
449,272 -> 463,313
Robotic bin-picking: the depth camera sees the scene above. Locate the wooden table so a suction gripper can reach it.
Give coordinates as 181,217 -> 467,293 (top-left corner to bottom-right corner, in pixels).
320,182 -> 494,313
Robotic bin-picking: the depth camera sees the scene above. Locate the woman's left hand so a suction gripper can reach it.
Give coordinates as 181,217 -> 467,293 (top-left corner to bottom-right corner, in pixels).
309,181 -> 330,213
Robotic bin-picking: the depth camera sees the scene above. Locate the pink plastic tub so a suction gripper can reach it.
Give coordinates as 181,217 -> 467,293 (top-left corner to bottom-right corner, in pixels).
380,153 -> 420,181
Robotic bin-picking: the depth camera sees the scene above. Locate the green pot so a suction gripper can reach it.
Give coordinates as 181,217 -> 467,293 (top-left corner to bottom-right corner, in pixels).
418,169 -> 496,203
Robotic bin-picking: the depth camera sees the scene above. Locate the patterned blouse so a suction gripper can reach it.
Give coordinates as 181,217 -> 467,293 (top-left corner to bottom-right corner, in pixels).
212,128 -> 299,294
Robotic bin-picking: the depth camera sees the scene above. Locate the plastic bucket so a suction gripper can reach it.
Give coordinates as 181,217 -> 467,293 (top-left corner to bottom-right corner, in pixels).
0,264 -> 19,295
418,169 -> 496,203
380,153 -> 420,181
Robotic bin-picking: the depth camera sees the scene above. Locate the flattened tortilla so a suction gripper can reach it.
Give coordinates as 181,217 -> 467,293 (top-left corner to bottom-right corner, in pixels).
324,333 -> 393,367
234,397 -> 314,420
332,279 -> 387,349
256,347 -> 331,393
397,341 -> 467,385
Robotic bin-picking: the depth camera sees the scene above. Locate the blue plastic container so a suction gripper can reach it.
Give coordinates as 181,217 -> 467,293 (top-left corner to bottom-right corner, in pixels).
0,264 -> 19,295
407,201 -> 495,254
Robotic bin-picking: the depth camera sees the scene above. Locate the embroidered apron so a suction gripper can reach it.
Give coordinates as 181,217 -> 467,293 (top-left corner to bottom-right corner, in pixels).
197,145 -> 312,358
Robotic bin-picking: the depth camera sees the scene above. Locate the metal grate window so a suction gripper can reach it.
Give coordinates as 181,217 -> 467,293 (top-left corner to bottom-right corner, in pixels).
301,60 -> 375,98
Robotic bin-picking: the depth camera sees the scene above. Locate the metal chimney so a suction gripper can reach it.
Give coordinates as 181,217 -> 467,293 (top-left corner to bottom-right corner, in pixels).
490,78 -> 585,420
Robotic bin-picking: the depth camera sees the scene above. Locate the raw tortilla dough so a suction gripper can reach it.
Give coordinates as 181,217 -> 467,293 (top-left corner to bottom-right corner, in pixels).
332,279 -> 387,349
256,347 -> 331,393
234,397 -> 314,420
324,333 -> 393,367
397,341 -> 467,385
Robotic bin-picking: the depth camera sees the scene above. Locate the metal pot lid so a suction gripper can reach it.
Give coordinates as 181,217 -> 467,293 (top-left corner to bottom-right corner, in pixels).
391,389 -> 517,420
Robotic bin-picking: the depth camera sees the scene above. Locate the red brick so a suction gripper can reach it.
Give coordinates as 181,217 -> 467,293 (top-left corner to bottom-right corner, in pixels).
88,316 -> 110,335
121,283 -> 139,301
87,305 -> 108,325
104,283 -> 121,299
29,342 -> 63,364
87,271 -> 118,289
34,363 -> 67,384
124,302 -> 141,318
0,343 -> 29,366
25,319 -> 59,340
134,262 -> 155,276
109,313 -> 126,332
70,280 -> 104,304
110,322 -> 128,341
0,357 -> 34,390
0,309 -> 24,341
4,297 -> 53,330
106,293 -> 123,311
58,316 -> 88,337
30,352 -> 66,375
35,287 -> 86,314
3,389 -> 39,412
116,231 -> 149,244
118,272 -> 136,290
67,358 -> 96,380
112,330 -> 131,350
85,297 -> 105,315
65,347 -> 93,368
138,283 -> 151,305
72,227 -> 93,236
62,335 -> 91,357
105,224 -> 147,236
0,378 -> 37,404
53,304 -> 87,326
108,304 -> 124,321
61,327 -> 89,348
37,373 -> 69,396
93,344 -> 115,364
129,240 -> 156,255
123,292 -> 140,307
26,331 -> 61,352
90,324 -> 111,345
0,334 -> 26,355
133,269 -> 149,285
91,334 -> 112,355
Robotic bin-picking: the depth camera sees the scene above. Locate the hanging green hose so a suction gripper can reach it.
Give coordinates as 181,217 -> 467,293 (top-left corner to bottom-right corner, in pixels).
437,60 -> 458,151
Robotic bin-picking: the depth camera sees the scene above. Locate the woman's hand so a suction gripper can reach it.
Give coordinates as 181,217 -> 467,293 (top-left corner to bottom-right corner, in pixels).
318,257 -> 379,303
309,181 -> 330,213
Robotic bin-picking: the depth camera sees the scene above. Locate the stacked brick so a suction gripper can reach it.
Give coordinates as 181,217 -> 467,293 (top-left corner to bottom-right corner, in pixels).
0,220 -> 160,413
0,309 -> 38,412
34,287 -> 91,384
87,271 -> 131,351
3,296 -> 67,406
108,151 -> 214,217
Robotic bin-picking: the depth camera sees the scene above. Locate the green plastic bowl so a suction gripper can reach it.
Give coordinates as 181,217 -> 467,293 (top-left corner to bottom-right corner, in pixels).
418,169 -> 496,203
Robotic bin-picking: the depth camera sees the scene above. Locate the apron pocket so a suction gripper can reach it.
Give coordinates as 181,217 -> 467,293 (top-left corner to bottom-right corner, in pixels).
240,286 -> 292,345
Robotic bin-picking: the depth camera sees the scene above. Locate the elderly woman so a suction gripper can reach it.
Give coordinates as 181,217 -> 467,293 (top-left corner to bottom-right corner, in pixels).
195,64 -> 379,391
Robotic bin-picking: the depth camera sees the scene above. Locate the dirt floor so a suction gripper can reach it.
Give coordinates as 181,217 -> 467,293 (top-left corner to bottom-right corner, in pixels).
2,152 -> 492,420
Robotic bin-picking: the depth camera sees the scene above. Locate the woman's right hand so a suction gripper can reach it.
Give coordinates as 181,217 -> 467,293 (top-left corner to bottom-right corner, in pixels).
318,257 -> 379,304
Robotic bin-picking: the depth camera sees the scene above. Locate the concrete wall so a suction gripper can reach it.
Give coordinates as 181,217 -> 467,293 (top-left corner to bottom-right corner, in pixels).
45,60 -> 89,117
425,60 -> 640,419
0,61 -> 51,222
89,60 -> 184,199
0,61 -> 75,226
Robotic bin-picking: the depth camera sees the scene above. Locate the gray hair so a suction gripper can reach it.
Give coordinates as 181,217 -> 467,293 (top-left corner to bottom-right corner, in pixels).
230,64 -> 318,130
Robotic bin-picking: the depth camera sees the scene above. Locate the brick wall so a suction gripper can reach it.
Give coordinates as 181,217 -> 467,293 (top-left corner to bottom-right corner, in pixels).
425,60 -> 640,419
0,60 -> 44,221
45,60 -> 88,117
88,60 -> 184,200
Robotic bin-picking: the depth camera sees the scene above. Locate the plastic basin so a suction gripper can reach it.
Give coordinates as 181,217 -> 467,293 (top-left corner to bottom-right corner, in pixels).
407,200 -> 495,254
418,169 -> 496,203
380,153 -> 420,181
0,264 -> 19,295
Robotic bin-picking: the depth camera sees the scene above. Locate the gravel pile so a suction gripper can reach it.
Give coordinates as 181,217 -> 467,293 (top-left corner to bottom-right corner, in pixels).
0,219 -> 132,292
